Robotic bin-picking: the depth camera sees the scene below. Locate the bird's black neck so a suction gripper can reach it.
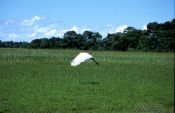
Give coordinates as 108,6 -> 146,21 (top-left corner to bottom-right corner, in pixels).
91,58 -> 99,65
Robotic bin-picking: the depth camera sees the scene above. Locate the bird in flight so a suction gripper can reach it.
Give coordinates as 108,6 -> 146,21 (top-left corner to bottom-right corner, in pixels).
71,52 -> 99,66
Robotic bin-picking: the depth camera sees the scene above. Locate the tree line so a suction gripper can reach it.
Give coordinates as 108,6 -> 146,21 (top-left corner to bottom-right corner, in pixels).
0,19 -> 174,52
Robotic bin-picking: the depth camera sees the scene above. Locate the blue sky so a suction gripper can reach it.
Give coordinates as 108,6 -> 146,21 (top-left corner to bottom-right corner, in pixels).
0,0 -> 174,42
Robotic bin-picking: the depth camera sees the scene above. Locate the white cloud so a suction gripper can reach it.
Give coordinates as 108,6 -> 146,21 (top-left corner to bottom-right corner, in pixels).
99,31 -> 107,38
4,20 -> 15,25
29,33 -> 37,38
1,16 -> 130,41
36,26 -> 50,33
115,25 -> 128,33
106,24 -> 115,28
80,28 -> 91,32
59,26 -> 91,34
44,29 -> 58,37
59,26 -> 79,34
105,24 -> 115,34
39,25 -> 91,38
21,16 -> 43,26
72,26 -> 79,32
35,25 -> 59,37
9,33 -> 18,38
142,24 -> 147,30
101,24 -> 128,36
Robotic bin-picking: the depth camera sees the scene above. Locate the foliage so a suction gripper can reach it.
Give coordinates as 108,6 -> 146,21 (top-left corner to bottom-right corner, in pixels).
0,19 -> 174,52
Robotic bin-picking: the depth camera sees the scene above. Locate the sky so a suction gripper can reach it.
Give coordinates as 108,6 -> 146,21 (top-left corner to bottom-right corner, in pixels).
0,0 -> 174,42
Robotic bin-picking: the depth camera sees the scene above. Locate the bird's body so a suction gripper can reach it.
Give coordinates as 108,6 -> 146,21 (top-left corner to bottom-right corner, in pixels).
71,52 -> 99,66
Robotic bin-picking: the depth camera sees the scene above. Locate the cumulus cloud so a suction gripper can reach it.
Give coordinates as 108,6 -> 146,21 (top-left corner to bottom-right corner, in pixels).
4,20 -> 15,25
36,26 -> 50,33
9,33 -> 18,38
29,33 -> 37,38
21,16 -> 43,26
80,28 -> 91,32
2,33 -> 21,41
55,26 -> 91,37
43,26 -> 79,38
1,16 -> 131,41
72,26 -> 90,33
102,24 -> 128,36
34,25 -> 59,37
106,24 -> 115,28
142,24 -> 147,30
44,29 -> 58,37
72,26 -> 79,32
58,26 -> 79,34
105,24 -> 115,33
115,25 -> 128,33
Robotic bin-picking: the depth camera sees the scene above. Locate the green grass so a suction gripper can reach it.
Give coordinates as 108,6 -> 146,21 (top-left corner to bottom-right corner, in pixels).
0,48 -> 174,113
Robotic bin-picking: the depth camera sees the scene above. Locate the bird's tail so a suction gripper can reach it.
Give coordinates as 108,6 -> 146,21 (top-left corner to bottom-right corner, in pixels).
91,58 -> 99,65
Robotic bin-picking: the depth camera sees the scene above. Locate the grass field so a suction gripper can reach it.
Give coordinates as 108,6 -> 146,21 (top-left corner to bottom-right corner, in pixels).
0,48 -> 174,113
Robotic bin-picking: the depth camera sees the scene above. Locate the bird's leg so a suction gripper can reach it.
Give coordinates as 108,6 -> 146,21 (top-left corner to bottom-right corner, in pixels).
91,58 -> 99,65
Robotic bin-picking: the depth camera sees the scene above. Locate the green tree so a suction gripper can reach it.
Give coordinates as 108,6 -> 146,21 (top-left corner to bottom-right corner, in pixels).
104,33 -> 128,51
138,32 -> 157,51
147,22 -> 160,31
40,38 -> 50,48
62,31 -> 77,48
124,27 -> 142,49
82,31 -> 102,50
31,39 -> 41,48
49,37 -> 61,48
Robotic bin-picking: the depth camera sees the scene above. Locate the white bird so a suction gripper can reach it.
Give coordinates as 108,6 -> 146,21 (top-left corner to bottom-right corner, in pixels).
71,52 -> 99,66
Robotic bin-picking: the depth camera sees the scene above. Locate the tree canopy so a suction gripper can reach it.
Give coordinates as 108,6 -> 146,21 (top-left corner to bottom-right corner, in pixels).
0,19 -> 174,52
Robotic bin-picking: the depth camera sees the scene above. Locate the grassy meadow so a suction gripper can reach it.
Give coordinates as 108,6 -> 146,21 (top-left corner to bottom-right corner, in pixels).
0,48 -> 174,113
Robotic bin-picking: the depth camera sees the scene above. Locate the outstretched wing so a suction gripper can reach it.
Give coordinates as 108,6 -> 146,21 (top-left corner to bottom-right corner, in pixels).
71,53 -> 92,66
